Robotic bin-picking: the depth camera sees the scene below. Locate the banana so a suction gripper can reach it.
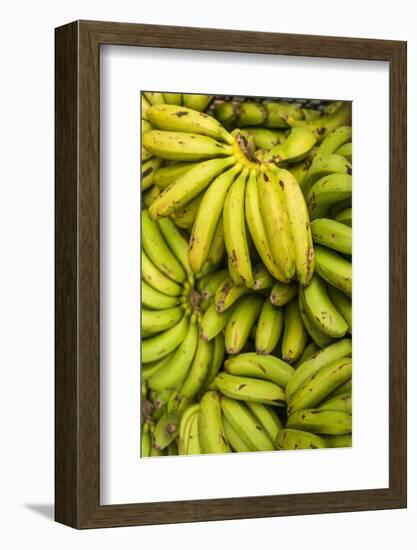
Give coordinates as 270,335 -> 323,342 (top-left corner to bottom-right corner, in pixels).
295,341 -> 319,367
240,127 -> 285,150
150,446 -> 165,457
200,302 -> 236,341
204,334 -> 226,388
180,336 -> 213,399
178,403 -> 199,454
183,94 -> 213,113
325,377 -> 352,400
141,147 -> 153,162
142,251 -> 182,297
152,410 -> 181,450
215,372 -> 286,405
329,198 -> 352,218
245,169 -> 288,282
264,102 -> 304,128
147,103 -> 233,144
142,306 -> 183,334
287,102 -> 351,142
179,409 -> 199,455
143,130 -> 234,161
281,297 -> 308,363
224,353 -> 294,388
141,280 -> 179,310
171,193 -> 203,229
335,142 -> 352,162
317,126 -> 352,156
321,433 -> 352,448
198,269 -> 229,299
223,168 -> 254,287
198,391 -> 230,454
141,157 -> 162,191
276,429 -> 327,450
188,164 -> 242,273
220,396 -> 275,451
142,210 -> 186,283
144,92 -> 165,105
334,208 -> 352,227
167,440 -> 179,455
285,337 -> 352,401
141,353 -> 173,381
141,425 -> 152,457
327,286 -> 352,333
273,167 -> 315,285
141,94 -> 151,120
142,185 -> 160,208
302,275 -> 348,338
185,412 -> 202,455
287,409 -> 352,435
265,127 -> 316,164
157,217 -> 193,277
298,287 -> 333,348
213,101 -> 237,130
311,218 -> 352,254
288,157 -> 313,191
258,169 -> 295,281
224,294 -> 264,354
141,314 -> 188,363
163,93 -> 183,105
223,416 -> 252,452
303,153 -> 351,196
246,401 -> 282,443
301,108 -> 322,121
148,320 -> 199,391
154,162 -> 198,190
307,173 -> 352,220
288,357 -> 352,413
314,245 -> 352,296
148,156 -> 236,219
270,281 -> 298,306
252,264 -> 274,290
319,393 -> 352,413
255,299 -> 284,354
215,278 -> 251,312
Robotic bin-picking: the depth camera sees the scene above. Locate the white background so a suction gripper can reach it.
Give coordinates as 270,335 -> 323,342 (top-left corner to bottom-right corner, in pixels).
0,0 -> 415,548
101,46 -> 389,504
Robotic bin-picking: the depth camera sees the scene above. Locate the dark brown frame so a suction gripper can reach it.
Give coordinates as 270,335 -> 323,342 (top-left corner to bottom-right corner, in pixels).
55,20 -> 407,529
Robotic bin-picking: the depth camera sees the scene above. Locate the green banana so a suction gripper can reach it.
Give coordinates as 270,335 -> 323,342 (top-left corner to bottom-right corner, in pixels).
142,209 -> 186,283
149,156 -> 236,219
295,341 -> 320,367
148,320 -> 199,391
288,357 -> 352,413
325,378 -> 352,400
265,127 -> 316,164
252,264 -> 274,290
270,281 -> 298,306
147,103 -> 233,144
287,409 -> 352,434
258,169 -> 295,281
142,251 -> 182,296
314,245 -> 352,296
319,393 -> 352,413
298,287 -> 334,348
142,185 -> 160,208
215,372 -> 286,405
307,173 -> 352,220
198,391 -> 230,454
141,280 -> 179,310
255,298 -> 284,354
281,297 -> 308,363
154,162 -> 198,190
303,153 -> 351,196
186,413 -> 202,455
321,433 -> 352,448
287,102 -> 351,142
246,401 -> 282,443
141,94 -> 151,120
335,142 -> 352,162
152,410 -> 181,450
171,193 -> 203,229
327,286 -> 352,333
141,353 -> 173,381
183,94 -> 213,112
245,169 -> 287,282
311,218 -> 352,254
224,294 -> 264,354
223,416 -> 252,452
334,207 -> 352,227
198,269 -> 229,299
142,147 -> 153,162
163,93 -> 182,105
204,334 -> 226,388
142,130 -> 233,161
276,428 -> 327,450
142,157 -> 162,191
141,425 -> 152,457
286,338 -> 352,401
180,336 -> 213,399
157,217 -> 193,277
200,302 -> 236,341
220,396 -> 275,451
141,314 -> 188,363
144,92 -> 165,105
214,279 -> 251,312
303,275 -> 348,337
317,126 -> 352,156
240,127 -> 285,150
178,403 -> 199,454
188,163 -> 242,273
223,168 -> 254,287
142,306 -> 183,334
224,353 -> 294,388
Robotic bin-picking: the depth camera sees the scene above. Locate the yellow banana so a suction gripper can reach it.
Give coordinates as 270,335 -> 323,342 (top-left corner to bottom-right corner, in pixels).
144,92 -> 165,105
298,287 -> 333,348
255,298 -> 284,355
223,416 -> 253,452
276,428 -> 327,450
171,193 -> 203,229
214,278 -> 251,312
287,409 -> 352,435
224,353 -> 294,388
303,153 -> 351,196
307,173 -> 352,221
163,93 -> 182,105
335,142 -> 352,162
141,157 -> 162,191
281,297 -> 308,363
265,127 -> 316,164
252,264 -> 274,290
200,302 -> 236,341
246,401 -> 282,443
224,294 -> 264,354
141,314 -> 188,363
154,162 -> 198,190
311,218 -> 352,255
183,94 -> 213,112
314,245 -> 352,296
270,281 -> 298,306
199,391 -> 230,454
317,126 -> 352,156
198,269 -> 229,299
215,372 -> 286,406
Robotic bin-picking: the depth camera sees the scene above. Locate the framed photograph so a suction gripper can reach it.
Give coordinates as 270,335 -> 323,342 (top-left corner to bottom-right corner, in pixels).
55,20 -> 407,528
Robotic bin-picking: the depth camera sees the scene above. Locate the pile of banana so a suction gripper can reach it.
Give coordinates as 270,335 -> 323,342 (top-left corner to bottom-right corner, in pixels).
140,92 -> 353,457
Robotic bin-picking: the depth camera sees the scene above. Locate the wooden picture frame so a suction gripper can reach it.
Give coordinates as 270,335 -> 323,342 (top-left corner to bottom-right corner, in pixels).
55,20 -> 407,529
